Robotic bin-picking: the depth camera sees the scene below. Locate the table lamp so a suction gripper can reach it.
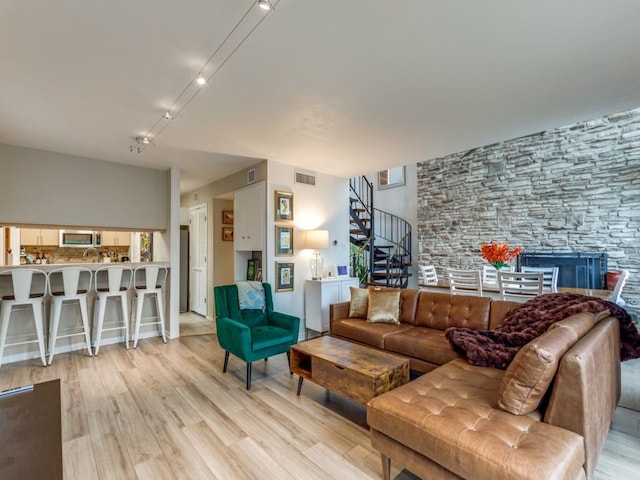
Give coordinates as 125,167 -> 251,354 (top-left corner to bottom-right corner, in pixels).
303,230 -> 329,280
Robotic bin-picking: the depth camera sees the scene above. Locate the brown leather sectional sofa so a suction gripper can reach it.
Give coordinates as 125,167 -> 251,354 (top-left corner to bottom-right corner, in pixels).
329,289 -> 621,480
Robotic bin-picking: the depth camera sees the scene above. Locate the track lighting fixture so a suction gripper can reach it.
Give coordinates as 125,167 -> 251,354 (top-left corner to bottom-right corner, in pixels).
129,0 -> 279,154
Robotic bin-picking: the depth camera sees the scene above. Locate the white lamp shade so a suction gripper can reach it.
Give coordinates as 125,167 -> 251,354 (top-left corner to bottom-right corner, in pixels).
303,230 -> 329,250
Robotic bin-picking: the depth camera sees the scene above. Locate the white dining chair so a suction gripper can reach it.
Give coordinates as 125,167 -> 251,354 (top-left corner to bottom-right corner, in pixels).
482,265 -> 514,285
521,266 -> 559,293
498,271 -> 544,302
420,265 -> 438,285
448,269 -> 483,296
606,270 -> 630,306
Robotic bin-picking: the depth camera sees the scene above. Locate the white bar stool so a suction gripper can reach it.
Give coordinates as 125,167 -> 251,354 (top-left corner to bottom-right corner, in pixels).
92,265 -> 133,355
132,264 -> 168,348
0,268 -> 48,367
47,267 -> 93,364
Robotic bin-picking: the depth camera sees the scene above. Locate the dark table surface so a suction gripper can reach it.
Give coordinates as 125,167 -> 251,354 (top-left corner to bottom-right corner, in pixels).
0,379 -> 62,480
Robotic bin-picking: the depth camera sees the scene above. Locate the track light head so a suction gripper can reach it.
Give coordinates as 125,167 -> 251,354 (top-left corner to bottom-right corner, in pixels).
196,74 -> 206,86
257,0 -> 272,11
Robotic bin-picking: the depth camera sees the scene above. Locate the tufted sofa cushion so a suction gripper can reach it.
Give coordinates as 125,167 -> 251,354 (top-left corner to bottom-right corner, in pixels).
367,358 -> 585,480
414,292 -> 492,330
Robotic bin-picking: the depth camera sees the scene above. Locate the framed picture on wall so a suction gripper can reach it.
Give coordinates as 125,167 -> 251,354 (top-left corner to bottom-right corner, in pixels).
275,226 -> 294,256
222,227 -> 233,241
275,261 -> 294,291
222,210 -> 234,224
274,190 -> 294,222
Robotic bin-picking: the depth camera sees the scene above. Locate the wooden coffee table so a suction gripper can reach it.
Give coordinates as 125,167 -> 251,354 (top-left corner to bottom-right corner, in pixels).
290,336 -> 409,404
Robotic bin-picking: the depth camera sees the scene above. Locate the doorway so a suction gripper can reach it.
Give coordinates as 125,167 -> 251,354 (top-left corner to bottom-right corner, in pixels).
189,204 -> 208,316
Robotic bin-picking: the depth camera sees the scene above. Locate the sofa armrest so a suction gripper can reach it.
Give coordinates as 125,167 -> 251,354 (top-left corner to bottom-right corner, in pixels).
330,302 -> 350,334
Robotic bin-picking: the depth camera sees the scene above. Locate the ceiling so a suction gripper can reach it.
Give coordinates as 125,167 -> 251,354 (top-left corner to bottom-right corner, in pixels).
2,1 -> 640,193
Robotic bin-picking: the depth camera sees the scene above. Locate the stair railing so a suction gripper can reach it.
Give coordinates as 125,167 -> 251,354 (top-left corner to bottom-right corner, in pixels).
349,175 -> 412,288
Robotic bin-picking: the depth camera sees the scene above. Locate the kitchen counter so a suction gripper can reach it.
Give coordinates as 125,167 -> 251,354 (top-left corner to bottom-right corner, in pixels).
1,261 -> 170,271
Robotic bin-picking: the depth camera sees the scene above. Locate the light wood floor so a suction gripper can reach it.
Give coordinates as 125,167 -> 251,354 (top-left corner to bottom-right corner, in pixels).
0,315 -> 638,480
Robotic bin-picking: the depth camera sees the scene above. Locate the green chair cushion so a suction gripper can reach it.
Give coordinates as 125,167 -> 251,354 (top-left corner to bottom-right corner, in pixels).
250,325 -> 292,350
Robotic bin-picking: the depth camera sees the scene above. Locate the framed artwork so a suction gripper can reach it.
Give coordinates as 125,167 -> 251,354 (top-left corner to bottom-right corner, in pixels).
275,226 -> 294,256
275,261 -> 294,291
222,227 -> 233,241
274,190 -> 294,222
222,210 -> 234,224
378,166 -> 406,190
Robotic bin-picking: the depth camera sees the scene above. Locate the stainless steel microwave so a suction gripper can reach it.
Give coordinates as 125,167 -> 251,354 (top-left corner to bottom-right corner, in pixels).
59,230 -> 101,248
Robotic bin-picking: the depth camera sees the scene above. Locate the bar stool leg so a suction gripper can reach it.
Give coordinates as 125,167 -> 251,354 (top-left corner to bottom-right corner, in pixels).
120,292 -> 130,349
133,293 -> 145,348
0,304 -> 12,368
79,297 -> 93,357
92,296 -> 107,355
48,299 -> 63,365
32,300 -> 47,367
155,291 -> 167,343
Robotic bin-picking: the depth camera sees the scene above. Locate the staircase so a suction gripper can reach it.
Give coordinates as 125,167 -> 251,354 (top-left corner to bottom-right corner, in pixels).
349,176 -> 412,288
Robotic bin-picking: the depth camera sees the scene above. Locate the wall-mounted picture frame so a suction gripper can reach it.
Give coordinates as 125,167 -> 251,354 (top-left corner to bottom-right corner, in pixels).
274,190 -> 294,222
378,166 -> 406,190
222,227 -> 233,241
275,226 -> 294,256
222,210 -> 234,224
275,261 -> 294,291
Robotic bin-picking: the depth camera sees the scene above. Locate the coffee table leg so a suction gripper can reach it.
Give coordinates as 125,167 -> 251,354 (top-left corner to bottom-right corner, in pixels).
296,376 -> 304,396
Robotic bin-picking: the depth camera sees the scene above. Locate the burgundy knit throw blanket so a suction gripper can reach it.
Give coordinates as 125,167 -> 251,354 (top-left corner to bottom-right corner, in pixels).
445,293 -> 640,369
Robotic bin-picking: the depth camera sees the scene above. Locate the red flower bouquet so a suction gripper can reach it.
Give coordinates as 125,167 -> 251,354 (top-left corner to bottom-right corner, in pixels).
480,241 -> 522,270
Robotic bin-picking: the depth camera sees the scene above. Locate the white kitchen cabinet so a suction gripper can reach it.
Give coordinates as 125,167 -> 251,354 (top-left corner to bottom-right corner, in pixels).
20,228 -> 59,246
100,231 -> 131,246
305,277 -> 359,333
234,182 -> 264,251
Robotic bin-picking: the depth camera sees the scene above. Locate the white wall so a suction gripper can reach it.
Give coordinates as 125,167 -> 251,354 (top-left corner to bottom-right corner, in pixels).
267,160 -> 351,324
0,143 -> 169,230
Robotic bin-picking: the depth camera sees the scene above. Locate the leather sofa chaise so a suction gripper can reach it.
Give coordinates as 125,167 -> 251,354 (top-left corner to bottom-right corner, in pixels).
329,288 -> 626,480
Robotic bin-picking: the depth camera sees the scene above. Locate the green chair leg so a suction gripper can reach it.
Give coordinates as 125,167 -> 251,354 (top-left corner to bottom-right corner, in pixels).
246,362 -> 252,390
223,351 -> 230,373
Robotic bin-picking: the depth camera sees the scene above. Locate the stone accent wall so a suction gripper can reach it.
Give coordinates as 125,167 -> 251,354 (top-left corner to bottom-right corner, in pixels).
417,107 -> 640,319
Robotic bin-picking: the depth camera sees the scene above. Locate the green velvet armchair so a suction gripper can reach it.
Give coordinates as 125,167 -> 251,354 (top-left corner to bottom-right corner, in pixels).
214,283 -> 300,389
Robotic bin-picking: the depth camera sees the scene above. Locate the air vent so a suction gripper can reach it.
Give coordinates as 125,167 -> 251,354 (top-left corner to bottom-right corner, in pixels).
247,168 -> 256,184
295,171 -> 316,186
